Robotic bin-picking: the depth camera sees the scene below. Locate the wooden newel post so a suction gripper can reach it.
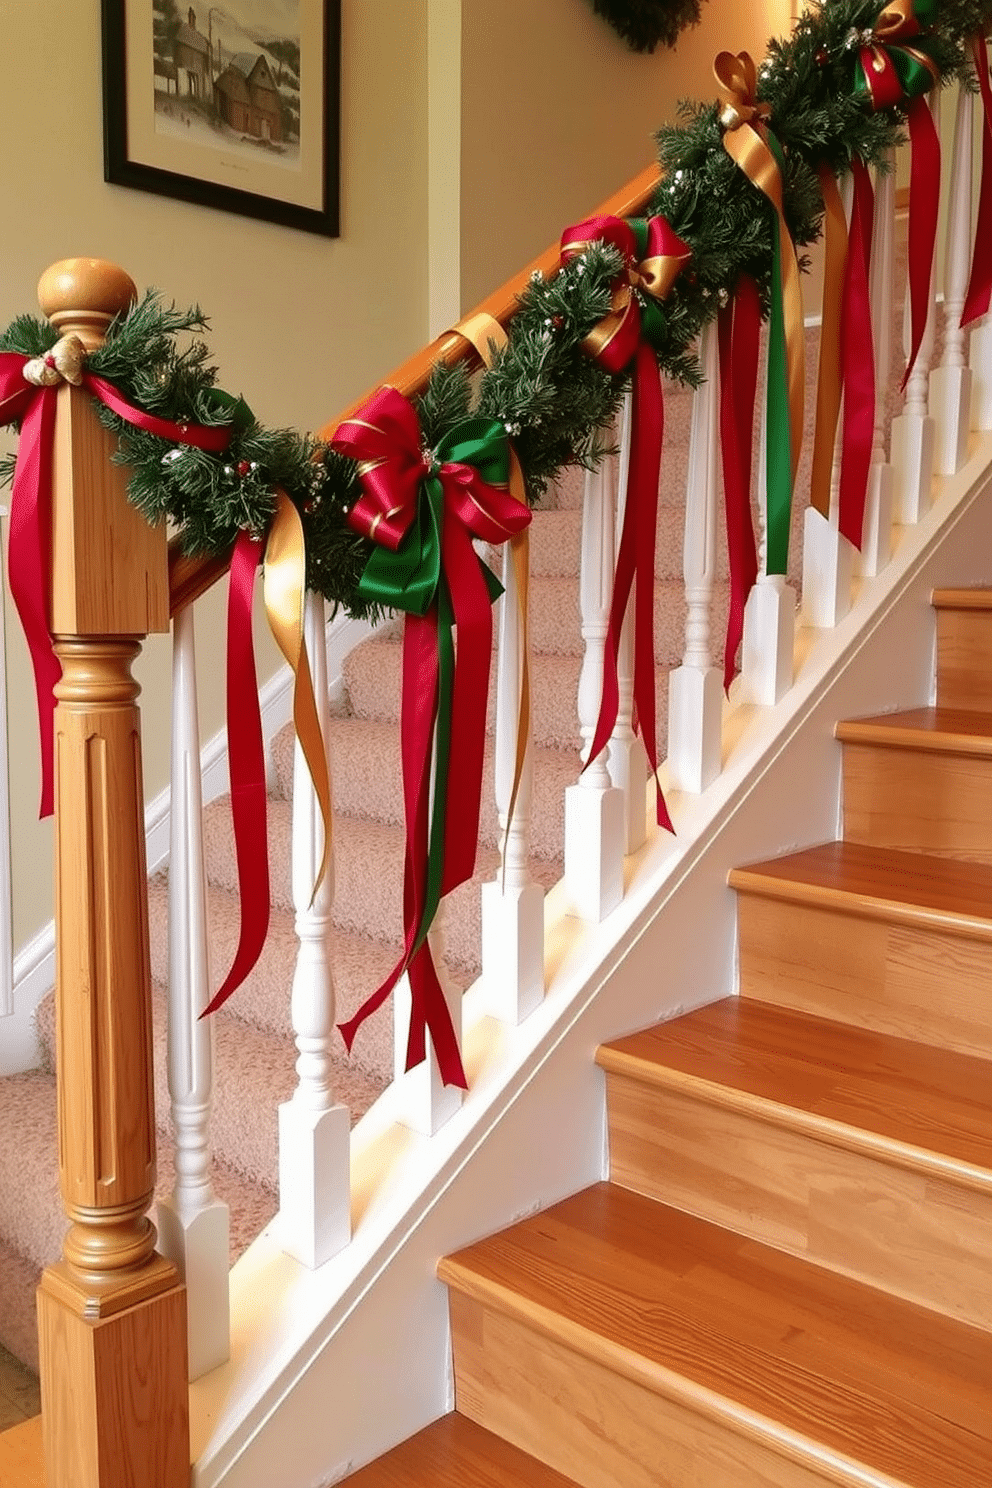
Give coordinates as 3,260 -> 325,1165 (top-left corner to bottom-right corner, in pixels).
33,260 -> 190,1488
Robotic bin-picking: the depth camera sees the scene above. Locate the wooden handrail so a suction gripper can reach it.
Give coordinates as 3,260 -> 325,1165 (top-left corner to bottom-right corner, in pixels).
167,161 -> 660,614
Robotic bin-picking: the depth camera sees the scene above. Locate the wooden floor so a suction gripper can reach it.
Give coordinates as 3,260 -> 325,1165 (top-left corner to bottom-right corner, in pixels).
0,1346 -> 39,1434
0,1415 -> 44,1488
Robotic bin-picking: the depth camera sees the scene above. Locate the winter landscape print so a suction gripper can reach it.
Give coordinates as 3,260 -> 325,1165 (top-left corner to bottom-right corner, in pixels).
152,0 -> 301,170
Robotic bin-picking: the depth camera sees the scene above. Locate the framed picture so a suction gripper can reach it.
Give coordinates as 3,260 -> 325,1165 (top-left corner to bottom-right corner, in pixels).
101,0 -> 339,237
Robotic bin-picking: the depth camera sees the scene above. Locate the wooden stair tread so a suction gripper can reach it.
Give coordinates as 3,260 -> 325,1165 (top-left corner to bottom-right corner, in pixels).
440,1185 -> 992,1488
836,707 -> 992,756
728,840 -> 992,932
342,1414 -> 579,1486
597,999 -> 992,1180
0,1416 -> 44,1487
933,588 -> 992,611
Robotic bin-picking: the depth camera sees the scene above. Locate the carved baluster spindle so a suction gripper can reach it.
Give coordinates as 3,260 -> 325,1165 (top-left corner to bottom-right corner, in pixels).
480,527 -> 544,1025
34,258 -> 188,1488
891,92 -> 940,521
393,899 -> 463,1135
969,37 -> 992,429
157,604 -> 230,1381
931,82 -> 975,475
668,323 -> 723,793
608,389 -> 648,850
803,171 -> 854,628
278,589 -> 350,1265
742,354 -> 796,704
564,453 -> 625,921
859,148 -> 896,577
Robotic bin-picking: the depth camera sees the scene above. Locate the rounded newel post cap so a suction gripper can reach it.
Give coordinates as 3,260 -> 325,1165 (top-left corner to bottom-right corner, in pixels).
37,258 -> 137,350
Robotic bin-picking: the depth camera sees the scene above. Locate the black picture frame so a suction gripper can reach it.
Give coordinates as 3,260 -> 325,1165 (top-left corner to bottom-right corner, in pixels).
102,0 -> 339,237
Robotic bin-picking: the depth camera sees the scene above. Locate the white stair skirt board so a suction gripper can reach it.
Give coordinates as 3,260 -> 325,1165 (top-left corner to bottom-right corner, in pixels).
187,439 -> 992,1488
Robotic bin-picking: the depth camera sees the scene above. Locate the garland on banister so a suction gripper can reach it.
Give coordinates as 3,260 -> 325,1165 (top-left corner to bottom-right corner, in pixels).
2,0 -> 991,1083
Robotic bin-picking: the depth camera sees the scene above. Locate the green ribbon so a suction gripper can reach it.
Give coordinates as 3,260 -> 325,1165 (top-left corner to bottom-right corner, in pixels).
356,414 -> 507,954
764,131 -> 792,577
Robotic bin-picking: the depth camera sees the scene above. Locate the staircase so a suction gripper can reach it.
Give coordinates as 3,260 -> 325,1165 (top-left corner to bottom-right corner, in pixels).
345,587 -> 992,1486
0,370 -> 729,1374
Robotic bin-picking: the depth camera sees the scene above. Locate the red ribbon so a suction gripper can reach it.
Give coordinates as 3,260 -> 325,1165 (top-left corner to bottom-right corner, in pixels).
0,356 -> 231,818
201,531 -> 270,1018
903,95 -> 941,387
0,349 -> 274,1017
962,33 -> 992,328
838,160 -> 876,549
560,214 -> 690,831
716,278 -> 761,690
332,387 -> 530,1086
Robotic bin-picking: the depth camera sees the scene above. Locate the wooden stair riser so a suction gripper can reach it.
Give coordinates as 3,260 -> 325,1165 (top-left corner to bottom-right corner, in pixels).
736,895 -> 992,1059
841,742 -> 992,864
936,607 -> 992,712
449,1292 -> 871,1488
603,1072 -> 991,1331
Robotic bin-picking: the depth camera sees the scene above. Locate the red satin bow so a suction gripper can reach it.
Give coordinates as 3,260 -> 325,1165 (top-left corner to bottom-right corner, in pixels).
332,386 -> 531,1087
0,354 -> 229,818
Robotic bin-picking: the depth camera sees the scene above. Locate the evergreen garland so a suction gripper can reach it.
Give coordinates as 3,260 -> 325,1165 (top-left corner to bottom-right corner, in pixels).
2,0 -> 991,620
589,0 -> 705,53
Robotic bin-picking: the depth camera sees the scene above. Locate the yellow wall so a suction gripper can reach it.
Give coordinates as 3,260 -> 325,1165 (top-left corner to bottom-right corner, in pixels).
0,0 -> 431,947
0,0 -> 793,955
459,0 -> 793,308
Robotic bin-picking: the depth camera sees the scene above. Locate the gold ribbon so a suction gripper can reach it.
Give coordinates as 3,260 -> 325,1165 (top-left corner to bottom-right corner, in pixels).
447,311 -> 531,877
715,50 -> 805,485
810,166 -> 848,519
263,488 -> 333,901
870,0 -> 939,82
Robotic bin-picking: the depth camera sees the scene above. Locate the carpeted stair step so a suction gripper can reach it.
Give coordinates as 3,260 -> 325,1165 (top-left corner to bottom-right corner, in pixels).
342,1414 -> 581,1486
147,879 -> 404,1084
343,637 -> 673,755
527,503 -> 720,581
0,1068 -> 279,1373
202,800 -> 560,978
271,718 -> 575,864
597,997 -> 992,1330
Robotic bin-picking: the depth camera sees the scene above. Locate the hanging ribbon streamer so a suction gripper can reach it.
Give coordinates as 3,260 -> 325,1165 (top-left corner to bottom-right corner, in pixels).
331,387 -> 531,1086
717,277 -> 761,690
962,31 -> 992,329
203,491 -> 335,1016
715,51 -> 805,577
0,342 -> 329,1017
810,168 -> 848,523
559,212 -> 690,829
0,349 -> 230,817
837,160 -> 876,550
446,312 -> 532,878
851,0 -> 940,386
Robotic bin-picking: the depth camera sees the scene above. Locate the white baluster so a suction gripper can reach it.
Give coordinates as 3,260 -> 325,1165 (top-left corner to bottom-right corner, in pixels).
564,455 -> 625,921
742,363 -> 796,703
480,529 -> 544,1025
393,901 -> 462,1135
668,323 -> 723,792
891,91 -> 939,521
157,604 -> 230,1382
803,171 -> 854,626
931,82 -> 975,475
608,391 -> 648,849
278,590 -> 350,1268
859,148 -> 896,577
971,312 -> 992,430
